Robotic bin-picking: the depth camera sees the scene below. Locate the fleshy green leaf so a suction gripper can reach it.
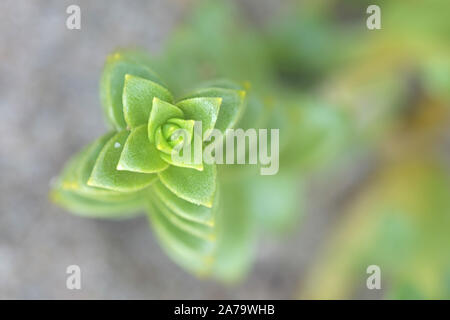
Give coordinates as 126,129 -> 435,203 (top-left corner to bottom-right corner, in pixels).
182,87 -> 246,132
117,125 -> 169,173
146,200 -> 215,275
123,74 -> 173,129
175,97 -> 222,139
56,147 -> 87,193
149,191 -> 215,241
100,51 -> 165,130
88,130 -> 157,192
158,163 -> 217,208
76,133 -> 116,196
158,140 -> 204,171
51,142 -> 144,218
152,180 -> 216,226
55,133 -> 143,204
148,98 -> 184,144
50,189 -> 144,219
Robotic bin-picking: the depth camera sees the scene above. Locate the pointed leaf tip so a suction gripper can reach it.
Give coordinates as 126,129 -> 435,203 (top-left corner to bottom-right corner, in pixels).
123,74 -> 173,129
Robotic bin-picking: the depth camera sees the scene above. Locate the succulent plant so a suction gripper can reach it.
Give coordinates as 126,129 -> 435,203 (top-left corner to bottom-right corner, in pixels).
50,50 -> 247,277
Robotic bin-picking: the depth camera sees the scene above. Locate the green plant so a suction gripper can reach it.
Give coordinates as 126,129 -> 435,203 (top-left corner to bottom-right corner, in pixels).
50,0 -> 353,282
51,50 -> 247,278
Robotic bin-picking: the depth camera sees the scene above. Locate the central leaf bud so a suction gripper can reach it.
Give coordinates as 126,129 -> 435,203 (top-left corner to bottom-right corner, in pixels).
162,123 -> 180,142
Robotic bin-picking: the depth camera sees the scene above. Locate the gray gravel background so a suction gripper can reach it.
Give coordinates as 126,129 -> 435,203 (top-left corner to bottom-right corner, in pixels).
0,0 -> 373,299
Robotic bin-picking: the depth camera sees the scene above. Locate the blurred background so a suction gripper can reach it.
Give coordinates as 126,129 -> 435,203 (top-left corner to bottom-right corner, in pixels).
0,0 -> 449,299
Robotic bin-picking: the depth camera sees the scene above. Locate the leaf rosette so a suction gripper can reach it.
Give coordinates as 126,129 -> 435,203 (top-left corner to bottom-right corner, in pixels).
51,50 -> 246,275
